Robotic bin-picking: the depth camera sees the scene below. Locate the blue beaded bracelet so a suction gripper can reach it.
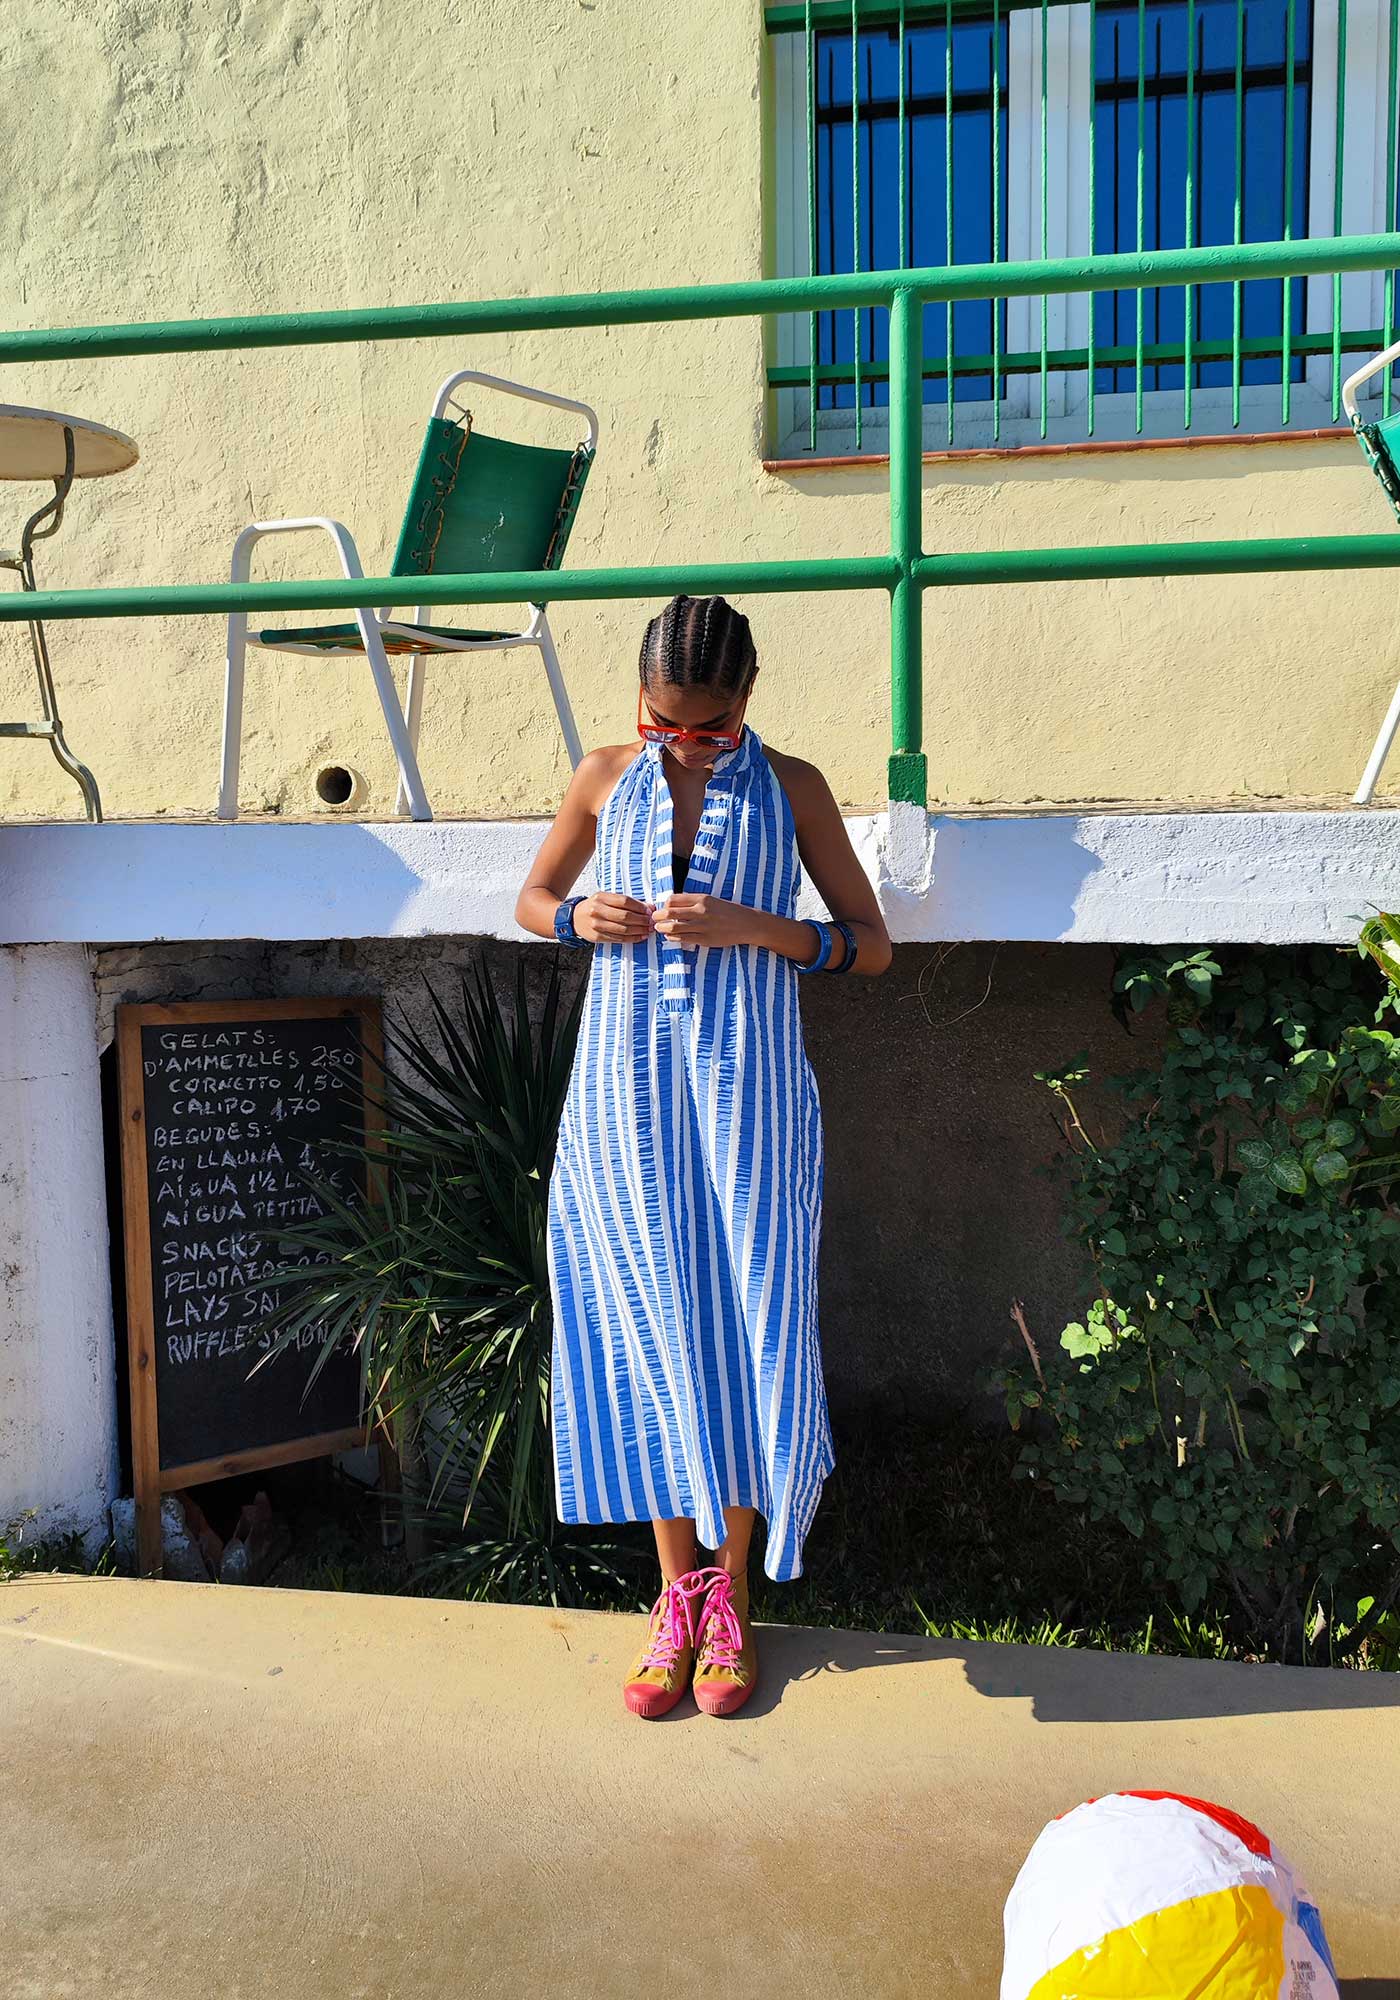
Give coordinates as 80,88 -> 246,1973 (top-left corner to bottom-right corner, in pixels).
796,919 -> 834,974
829,920 -> 859,974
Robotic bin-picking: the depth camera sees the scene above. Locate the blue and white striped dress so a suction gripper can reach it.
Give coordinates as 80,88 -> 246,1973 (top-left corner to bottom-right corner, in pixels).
545,722 -> 835,1581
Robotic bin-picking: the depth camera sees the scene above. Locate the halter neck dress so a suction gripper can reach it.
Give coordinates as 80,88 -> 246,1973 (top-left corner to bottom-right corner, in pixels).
545,722 -> 835,1580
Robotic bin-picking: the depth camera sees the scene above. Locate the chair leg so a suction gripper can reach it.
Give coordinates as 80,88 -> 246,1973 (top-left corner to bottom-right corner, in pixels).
1355,676 -> 1400,804
536,611 -> 584,770
358,614 -> 432,821
396,654 -> 428,817
219,615 -> 248,820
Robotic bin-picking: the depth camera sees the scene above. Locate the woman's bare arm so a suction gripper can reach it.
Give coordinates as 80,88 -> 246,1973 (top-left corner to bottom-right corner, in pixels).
757,754 -> 892,975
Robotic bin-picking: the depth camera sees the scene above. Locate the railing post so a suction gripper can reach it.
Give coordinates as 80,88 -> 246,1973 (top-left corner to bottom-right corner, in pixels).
888,285 -> 927,815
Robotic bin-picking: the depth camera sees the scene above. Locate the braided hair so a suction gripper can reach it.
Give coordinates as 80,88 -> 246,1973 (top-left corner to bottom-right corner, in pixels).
639,595 -> 756,699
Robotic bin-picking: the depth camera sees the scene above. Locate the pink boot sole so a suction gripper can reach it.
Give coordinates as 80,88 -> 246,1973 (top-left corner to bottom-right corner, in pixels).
623,1679 -> 688,1719
693,1671 -> 758,1718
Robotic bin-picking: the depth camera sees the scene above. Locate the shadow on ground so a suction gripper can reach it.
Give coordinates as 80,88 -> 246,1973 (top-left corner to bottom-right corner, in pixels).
740,1620 -> 1400,1725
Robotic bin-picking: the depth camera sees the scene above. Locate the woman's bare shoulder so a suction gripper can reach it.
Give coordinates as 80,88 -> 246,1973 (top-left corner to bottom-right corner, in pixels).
574,741 -> 644,814
761,743 -> 832,808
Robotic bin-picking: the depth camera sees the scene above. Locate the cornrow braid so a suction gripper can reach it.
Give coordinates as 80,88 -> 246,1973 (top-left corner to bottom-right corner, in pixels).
639,594 -> 756,699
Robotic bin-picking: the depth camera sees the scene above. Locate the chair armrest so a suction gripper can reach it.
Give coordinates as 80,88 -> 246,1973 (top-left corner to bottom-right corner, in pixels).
229,516 -> 367,585
228,518 -> 398,626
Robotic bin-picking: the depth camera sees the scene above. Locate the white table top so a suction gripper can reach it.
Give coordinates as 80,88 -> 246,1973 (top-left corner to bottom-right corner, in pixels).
0,404 -> 139,480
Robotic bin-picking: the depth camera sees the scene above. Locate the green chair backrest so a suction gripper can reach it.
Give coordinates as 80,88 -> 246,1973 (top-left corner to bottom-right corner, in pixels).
1355,409 -> 1400,527
390,417 -> 593,601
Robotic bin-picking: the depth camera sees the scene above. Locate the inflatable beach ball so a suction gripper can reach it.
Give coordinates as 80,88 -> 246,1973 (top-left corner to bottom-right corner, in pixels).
1001,1791 -> 1337,2000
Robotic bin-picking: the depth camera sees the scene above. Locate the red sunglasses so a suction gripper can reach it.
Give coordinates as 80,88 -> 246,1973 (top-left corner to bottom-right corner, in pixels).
637,683 -> 750,752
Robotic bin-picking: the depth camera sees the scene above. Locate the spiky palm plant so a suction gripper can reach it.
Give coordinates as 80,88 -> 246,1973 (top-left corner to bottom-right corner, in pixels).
255,953 -> 640,1604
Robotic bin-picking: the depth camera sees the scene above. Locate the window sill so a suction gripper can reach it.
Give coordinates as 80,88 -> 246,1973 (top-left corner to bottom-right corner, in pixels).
762,425 -> 1351,473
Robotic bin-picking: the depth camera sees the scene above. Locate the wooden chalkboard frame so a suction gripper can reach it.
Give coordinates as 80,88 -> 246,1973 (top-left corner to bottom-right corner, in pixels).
116,996 -> 385,1576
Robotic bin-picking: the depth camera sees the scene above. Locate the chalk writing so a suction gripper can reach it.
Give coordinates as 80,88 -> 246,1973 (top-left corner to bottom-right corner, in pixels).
135,1011 -> 371,1470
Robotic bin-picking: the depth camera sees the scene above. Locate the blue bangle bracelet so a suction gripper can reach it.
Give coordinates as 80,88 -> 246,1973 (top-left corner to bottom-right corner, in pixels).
829,920 -> 859,973
796,919 -> 833,973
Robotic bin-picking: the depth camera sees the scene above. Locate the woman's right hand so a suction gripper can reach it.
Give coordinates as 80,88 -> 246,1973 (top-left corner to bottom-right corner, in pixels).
574,892 -> 655,943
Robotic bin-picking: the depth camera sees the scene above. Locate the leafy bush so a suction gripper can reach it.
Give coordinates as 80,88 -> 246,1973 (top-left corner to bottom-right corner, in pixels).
993,939 -> 1400,1666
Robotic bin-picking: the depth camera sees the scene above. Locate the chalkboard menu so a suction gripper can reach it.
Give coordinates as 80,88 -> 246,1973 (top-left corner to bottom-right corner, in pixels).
116,998 -> 382,1571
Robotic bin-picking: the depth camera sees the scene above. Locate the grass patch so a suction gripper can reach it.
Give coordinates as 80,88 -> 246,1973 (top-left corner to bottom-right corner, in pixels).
0,1512 -> 114,1582
756,1418 -> 1393,1667
748,1417 -> 1196,1652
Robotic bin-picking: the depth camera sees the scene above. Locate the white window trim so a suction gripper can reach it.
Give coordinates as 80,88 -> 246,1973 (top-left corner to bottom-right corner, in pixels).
768,1 -> 1396,457
1007,2 -> 1092,422
1304,0 -> 1394,405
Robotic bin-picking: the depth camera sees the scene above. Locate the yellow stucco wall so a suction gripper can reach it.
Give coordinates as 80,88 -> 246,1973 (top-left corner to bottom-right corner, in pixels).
3,0 -> 1398,822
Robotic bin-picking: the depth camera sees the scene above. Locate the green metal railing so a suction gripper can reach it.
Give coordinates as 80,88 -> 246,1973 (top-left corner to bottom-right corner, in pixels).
767,0 -> 1400,448
4,232 -> 1400,809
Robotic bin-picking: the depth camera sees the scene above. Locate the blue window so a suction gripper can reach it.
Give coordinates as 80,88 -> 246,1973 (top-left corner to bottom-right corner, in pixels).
812,16 -> 1008,411
1092,0 -> 1313,396
768,0 -> 1397,451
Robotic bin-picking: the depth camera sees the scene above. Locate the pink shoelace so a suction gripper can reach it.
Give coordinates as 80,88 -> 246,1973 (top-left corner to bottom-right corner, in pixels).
693,1568 -> 744,1674
636,1568 -> 713,1673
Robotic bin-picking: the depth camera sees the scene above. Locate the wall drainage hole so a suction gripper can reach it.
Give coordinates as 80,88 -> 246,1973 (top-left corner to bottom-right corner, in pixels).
315,766 -> 355,806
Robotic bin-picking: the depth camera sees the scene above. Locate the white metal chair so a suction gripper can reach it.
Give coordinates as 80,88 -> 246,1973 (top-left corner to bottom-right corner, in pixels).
218,369 -> 598,821
1342,338 -> 1400,803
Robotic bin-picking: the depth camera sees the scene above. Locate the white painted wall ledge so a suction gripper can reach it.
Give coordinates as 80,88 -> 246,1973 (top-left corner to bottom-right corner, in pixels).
1,809 -> 1398,946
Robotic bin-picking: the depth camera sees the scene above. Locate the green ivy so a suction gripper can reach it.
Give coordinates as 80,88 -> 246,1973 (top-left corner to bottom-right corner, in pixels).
993,939 -> 1400,1666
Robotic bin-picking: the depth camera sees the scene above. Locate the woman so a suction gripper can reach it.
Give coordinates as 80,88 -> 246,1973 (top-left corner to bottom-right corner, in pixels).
515,595 -> 892,1718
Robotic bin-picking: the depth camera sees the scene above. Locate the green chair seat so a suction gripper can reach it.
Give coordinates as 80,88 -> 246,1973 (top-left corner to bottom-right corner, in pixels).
256,620 -> 516,655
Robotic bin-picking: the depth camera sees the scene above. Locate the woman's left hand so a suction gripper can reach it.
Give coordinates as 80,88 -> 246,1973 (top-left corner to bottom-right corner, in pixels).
651,892 -> 761,948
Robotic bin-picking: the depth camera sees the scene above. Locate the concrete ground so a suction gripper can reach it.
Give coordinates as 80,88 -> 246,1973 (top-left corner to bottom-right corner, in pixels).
3,1579 -> 1398,2000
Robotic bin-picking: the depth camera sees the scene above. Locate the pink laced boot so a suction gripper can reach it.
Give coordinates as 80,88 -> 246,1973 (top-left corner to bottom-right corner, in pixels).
691,1566 -> 758,1717
622,1569 -> 711,1719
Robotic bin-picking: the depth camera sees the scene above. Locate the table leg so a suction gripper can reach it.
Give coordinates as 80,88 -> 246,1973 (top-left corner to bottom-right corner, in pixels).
26,609 -> 102,821
5,429 -> 104,822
